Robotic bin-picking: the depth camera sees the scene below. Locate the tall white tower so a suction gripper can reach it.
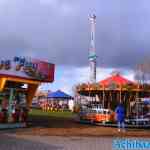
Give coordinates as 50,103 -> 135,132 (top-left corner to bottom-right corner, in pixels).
88,14 -> 97,83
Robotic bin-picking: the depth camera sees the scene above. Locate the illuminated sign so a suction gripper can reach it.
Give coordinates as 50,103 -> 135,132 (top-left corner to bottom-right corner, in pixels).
0,57 -> 55,82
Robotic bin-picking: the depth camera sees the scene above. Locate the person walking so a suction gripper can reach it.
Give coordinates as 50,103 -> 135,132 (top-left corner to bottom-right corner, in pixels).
115,103 -> 125,132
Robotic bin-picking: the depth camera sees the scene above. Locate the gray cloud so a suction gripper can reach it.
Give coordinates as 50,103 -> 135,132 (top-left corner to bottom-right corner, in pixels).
0,0 -> 150,68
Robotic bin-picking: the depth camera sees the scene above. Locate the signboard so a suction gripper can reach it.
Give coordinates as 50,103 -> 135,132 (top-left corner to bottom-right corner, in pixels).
0,57 -> 55,82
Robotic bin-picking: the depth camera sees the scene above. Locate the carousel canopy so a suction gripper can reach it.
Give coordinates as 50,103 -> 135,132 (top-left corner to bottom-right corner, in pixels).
99,73 -> 134,86
47,90 -> 73,100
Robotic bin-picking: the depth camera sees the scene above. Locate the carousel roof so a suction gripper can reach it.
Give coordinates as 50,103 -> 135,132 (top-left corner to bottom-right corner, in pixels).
99,73 -> 134,86
35,90 -> 48,97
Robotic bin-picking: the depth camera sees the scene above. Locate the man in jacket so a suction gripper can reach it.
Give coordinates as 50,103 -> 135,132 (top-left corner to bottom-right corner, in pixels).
115,103 -> 125,132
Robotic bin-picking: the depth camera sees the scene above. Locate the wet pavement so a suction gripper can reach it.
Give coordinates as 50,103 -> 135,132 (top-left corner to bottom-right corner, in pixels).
0,133 -> 112,150
1,131 -> 150,150
0,134 -> 59,150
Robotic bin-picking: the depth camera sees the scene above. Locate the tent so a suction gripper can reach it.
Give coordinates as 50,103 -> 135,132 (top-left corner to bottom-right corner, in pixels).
47,90 -> 74,111
47,90 -> 73,100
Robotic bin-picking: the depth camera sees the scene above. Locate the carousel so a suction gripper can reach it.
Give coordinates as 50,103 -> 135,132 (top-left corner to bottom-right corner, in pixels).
76,72 -> 150,118
0,56 -> 55,129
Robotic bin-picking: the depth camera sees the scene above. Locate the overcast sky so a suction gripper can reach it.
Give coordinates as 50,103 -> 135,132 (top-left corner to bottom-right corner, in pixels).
0,0 -> 150,67
0,0 -> 150,93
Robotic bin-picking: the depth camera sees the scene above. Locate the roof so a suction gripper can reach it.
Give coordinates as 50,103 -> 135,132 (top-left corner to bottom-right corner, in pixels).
47,90 -> 73,100
99,73 -> 134,86
35,90 -> 48,97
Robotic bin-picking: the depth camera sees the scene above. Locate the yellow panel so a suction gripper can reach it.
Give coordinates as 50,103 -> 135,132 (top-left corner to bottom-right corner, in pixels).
0,78 -> 7,92
26,84 -> 39,108
6,77 -> 40,85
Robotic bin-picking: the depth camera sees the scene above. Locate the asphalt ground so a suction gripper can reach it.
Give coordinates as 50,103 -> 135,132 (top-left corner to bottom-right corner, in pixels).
1,112 -> 150,150
0,133 -> 113,150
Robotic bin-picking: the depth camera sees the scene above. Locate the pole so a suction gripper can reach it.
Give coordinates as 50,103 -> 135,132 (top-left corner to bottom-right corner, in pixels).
120,89 -> 122,103
136,98 -> 139,126
102,85 -> 105,108
88,83 -> 91,102
136,93 -> 139,126
8,88 -> 14,122
89,14 -> 97,83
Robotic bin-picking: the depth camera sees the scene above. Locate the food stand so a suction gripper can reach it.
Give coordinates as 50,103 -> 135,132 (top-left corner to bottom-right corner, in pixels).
0,57 -> 55,128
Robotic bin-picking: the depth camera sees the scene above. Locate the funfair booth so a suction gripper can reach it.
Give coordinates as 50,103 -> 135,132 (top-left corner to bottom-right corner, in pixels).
0,57 -> 54,128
